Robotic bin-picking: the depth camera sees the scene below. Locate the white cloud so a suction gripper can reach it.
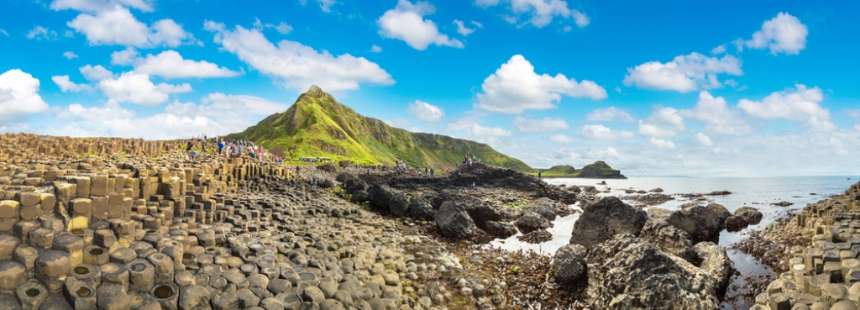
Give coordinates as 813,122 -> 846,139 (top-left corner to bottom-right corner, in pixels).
587,106 -> 633,122
739,84 -> 832,131
649,137 -> 676,149
209,24 -> 393,91
0,69 -> 49,121
745,12 -> 808,55
68,7 -> 193,47
80,64 -> 114,81
453,19 -> 480,36
133,50 -> 240,79
63,51 -> 79,59
52,75 -> 93,92
317,0 -> 337,13
408,100 -> 444,122
253,18 -> 293,35
683,91 -> 749,135
514,116 -> 568,132
448,118 -> 511,145
623,52 -> 742,93
581,124 -> 632,140
111,47 -> 138,65
639,107 -> 684,138
477,0 -> 589,28
50,0 -> 154,12
378,0 -> 464,50
370,44 -> 383,53
476,54 -> 606,114
98,72 -> 190,105
27,26 -> 59,40
48,93 -> 286,139
696,132 -> 713,146
550,134 -> 572,144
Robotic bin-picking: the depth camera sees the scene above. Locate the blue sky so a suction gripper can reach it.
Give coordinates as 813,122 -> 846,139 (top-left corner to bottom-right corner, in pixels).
1,0 -> 859,176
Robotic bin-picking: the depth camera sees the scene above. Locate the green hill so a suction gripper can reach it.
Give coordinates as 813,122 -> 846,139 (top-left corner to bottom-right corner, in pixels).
230,86 -> 533,172
537,161 -> 626,179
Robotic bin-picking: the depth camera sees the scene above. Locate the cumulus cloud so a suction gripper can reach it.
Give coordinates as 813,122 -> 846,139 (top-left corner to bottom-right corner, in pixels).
208,23 -> 394,92
448,118 -> 511,145
68,7 -> 193,47
476,0 -> 589,28
133,50 -> 240,79
581,124 -> 632,140
63,51 -> 79,59
98,71 -> 191,105
80,65 -> 114,81
111,47 -> 138,65
50,0 -> 154,12
638,107 -> 684,138
623,52 -> 742,93
682,91 -> 749,134
408,100 -> 444,122
476,54 -> 606,114
52,75 -> 93,92
27,26 -> 59,40
587,106 -> 634,122
739,84 -> 832,131
745,12 -> 808,55
514,116 -> 568,132
0,69 -> 49,121
253,18 -> 293,35
370,45 -> 383,53
378,0 -> 463,50
453,19 -> 481,36
649,137 -> 676,149
48,93 -> 286,139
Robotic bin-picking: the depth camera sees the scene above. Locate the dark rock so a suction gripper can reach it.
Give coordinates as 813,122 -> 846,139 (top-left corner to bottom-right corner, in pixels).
434,201 -> 478,240
569,197 -> 647,248
771,201 -> 793,207
407,200 -> 435,221
666,203 -> 731,243
514,212 -> 550,234
482,221 -> 517,238
517,229 -> 552,243
367,185 -> 411,216
551,244 -> 588,287
524,197 -> 569,220
639,217 -> 695,261
735,207 -> 763,225
724,215 -> 749,232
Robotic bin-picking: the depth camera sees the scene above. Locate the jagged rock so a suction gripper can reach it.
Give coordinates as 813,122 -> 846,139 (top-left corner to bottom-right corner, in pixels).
693,242 -> 734,295
524,198 -> 569,220
569,197 -> 647,248
407,200 -> 435,221
551,244 -> 588,287
735,207 -> 763,225
368,185 -> 411,217
435,201 -> 478,239
724,215 -> 749,232
666,203 -> 731,243
517,229 -> 552,243
639,217 -> 695,261
585,234 -> 721,309
514,212 -> 550,234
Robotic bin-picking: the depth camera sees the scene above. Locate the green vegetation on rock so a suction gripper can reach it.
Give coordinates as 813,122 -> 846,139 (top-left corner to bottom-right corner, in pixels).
230,86 -> 533,172
536,161 -> 626,179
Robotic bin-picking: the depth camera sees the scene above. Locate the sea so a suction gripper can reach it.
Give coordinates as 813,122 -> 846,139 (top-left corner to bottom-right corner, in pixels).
486,175 -> 858,309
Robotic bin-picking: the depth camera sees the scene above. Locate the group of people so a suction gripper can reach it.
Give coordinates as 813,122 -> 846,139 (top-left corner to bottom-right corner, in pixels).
185,136 -> 283,163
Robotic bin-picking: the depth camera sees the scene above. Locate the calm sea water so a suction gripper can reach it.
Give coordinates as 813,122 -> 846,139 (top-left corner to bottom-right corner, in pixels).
487,176 -> 857,309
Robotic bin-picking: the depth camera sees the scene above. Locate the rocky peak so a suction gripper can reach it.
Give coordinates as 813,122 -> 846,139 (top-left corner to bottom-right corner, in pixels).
303,85 -> 329,98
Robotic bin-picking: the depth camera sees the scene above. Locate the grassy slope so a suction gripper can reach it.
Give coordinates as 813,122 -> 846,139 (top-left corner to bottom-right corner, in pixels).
230,87 -> 533,172
534,161 -> 626,178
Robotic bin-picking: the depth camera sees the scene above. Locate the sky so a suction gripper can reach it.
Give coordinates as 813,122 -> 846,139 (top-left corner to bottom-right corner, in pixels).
1,0 -> 859,177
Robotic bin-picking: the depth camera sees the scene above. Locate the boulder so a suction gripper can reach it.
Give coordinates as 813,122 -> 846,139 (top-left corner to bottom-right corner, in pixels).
482,221 -> 517,238
639,217 -> 695,261
551,244 -> 588,288
514,212 -> 551,234
367,185 -> 410,217
406,200 -> 435,221
569,197 -> 647,248
434,201 -> 478,240
585,234 -> 721,309
693,242 -> 734,296
735,207 -> 763,225
666,203 -> 731,243
524,198 -> 568,220
724,215 -> 749,232
336,173 -> 369,203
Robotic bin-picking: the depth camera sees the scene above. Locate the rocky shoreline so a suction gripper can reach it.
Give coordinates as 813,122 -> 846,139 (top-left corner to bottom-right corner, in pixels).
0,133 -> 835,309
